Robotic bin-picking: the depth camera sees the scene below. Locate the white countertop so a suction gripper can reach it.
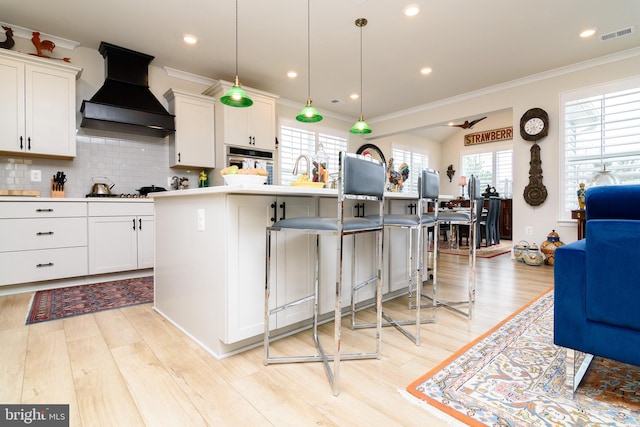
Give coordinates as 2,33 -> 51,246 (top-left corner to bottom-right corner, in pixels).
152,184 -> 455,200
0,196 -> 154,202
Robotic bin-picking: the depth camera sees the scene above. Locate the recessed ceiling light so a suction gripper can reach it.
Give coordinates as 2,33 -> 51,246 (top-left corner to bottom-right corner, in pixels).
287,71 -> 298,78
404,4 -> 420,17
580,28 -> 596,38
183,34 -> 198,44
350,93 -> 359,100
420,67 -> 432,75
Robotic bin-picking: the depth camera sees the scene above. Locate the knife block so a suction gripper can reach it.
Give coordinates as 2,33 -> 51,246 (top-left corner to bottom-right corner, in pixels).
51,179 -> 65,198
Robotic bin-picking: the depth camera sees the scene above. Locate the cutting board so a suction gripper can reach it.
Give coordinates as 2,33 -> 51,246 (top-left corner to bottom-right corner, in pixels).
0,190 -> 41,197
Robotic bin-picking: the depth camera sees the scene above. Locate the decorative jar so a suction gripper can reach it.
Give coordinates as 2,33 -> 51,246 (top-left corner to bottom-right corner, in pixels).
540,229 -> 564,266
513,240 -> 529,262
523,243 -> 544,266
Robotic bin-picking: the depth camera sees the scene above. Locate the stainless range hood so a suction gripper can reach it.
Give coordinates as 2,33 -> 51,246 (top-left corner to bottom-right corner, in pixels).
80,42 -> 175,138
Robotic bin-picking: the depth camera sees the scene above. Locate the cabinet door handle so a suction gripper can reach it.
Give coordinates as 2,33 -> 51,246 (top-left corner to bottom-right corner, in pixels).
36,231 -> 54,236
252,136 -> 256,145
19,136 -> 23,149
279,202 -> 286,220
178,152 -> 181,163
133,218 -> 136,230
27,137 -> 31,150
36,208 -> 54,212
270,202 -> 277,222
36,262 -> 54,268
248,136 -> 252,145
139,218 -> 142,230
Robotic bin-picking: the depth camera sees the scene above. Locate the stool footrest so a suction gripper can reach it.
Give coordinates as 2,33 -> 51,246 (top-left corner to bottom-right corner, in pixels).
269,294 -> 315,315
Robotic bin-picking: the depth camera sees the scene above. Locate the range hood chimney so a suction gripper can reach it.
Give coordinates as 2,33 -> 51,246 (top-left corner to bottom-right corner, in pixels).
80,42 -> 175,138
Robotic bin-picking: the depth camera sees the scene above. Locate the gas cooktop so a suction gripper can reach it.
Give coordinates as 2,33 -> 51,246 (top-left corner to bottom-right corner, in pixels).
85,193 -> 149,198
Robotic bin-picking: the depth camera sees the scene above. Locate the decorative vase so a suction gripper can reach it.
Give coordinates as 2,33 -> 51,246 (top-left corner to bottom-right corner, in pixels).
577,182 -> 586,209
540,229 -> 564,266
523,243 -> 544,266
513,240 -> 529,262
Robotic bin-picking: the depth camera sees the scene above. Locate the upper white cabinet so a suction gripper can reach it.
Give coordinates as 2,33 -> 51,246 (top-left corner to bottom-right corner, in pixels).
163,89 -> 215,168
0,49 -> 81,159
204,80 -> 278,167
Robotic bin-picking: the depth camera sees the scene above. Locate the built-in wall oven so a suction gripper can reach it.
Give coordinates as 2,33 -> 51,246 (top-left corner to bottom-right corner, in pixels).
226,146 -> 275,185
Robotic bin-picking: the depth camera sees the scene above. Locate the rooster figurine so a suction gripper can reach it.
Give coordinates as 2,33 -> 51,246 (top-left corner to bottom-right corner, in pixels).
386,158 -> 410,192
29,32 -> 70,62
31,32 -> 56,57
0,26 -> 14,50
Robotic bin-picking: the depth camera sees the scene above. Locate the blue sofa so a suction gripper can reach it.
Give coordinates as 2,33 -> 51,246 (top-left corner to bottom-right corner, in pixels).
554,184 -> 640,368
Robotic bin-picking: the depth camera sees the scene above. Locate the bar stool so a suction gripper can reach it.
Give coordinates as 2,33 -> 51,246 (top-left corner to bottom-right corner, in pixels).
433,174 -> 481,319
264,151 -> 386,396
358,168 -> 440,346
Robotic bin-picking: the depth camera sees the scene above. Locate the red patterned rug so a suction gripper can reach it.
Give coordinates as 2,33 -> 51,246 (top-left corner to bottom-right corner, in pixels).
26,276 -> 153,324
406,289 -> 640,426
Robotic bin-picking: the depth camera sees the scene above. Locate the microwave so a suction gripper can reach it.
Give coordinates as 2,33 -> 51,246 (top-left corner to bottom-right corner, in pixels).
226,146 -> 275,185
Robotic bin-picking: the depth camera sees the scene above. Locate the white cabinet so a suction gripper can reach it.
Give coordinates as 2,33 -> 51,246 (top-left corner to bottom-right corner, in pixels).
88,202 -> 154,275
226,195 -> 315,342
0,49 -> 81,158
163,89 -> 215,168
205,80 -> 278,168
0,201 -> 88,286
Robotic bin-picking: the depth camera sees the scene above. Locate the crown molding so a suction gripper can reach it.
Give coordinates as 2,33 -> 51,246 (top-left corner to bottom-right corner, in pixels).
0,22 -> 80,50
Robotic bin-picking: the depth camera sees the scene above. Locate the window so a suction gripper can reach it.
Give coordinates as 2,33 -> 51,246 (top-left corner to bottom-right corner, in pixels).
279,119 -> 348,185
461,149 -> 513,196
390,147 -> 429,192
561,76 -> 640,214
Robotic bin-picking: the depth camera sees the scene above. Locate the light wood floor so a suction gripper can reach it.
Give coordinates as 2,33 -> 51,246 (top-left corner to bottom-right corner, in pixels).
0,251 -> 554,427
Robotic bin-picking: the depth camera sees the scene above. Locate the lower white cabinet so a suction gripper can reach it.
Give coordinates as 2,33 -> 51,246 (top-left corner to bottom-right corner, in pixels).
226,195 -> 315,342
88,202 -> 154,275
0,201 -> 88,286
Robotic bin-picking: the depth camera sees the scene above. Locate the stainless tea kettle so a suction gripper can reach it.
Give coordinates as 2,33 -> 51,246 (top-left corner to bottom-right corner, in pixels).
90,176 -> 115,195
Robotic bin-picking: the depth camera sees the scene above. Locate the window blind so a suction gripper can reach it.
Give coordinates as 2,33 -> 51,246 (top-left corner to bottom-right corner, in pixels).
563,83 -> 640,212
279,122 -> 347,186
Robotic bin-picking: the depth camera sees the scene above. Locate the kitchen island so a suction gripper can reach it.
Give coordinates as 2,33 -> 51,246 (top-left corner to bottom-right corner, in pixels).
152,185 -> 444,359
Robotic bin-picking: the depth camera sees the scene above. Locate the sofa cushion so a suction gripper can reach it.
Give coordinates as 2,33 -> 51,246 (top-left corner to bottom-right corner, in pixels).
585,219 -> 640,332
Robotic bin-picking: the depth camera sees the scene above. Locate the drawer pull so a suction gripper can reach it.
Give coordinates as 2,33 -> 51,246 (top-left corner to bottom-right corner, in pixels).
36,208 -> 54,212
36,231 -> 54,236
36,262 -> 54,268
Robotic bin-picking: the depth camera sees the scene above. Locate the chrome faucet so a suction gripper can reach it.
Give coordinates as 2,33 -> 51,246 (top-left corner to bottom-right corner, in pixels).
292,155 -> 311,176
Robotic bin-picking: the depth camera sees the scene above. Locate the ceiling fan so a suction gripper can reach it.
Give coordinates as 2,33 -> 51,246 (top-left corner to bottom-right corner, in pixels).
447,116 -> 487,129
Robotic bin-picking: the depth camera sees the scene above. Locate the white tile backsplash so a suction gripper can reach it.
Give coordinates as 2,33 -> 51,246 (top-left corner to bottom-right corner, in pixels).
0,132 -> 204,197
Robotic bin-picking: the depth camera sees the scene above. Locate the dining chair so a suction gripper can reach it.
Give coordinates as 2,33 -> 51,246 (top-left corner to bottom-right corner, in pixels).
358,168 -> 440,346
264,151 -> 386,396
480,196 -> 501,246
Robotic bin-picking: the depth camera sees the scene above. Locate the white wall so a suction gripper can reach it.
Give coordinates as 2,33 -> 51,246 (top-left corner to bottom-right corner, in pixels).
369,50 -> 640,246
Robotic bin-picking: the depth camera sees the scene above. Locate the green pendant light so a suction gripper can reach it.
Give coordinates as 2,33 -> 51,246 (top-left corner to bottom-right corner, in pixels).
350,18 -> 371,134
220,0 -> 253,108
296,0 -> 322,123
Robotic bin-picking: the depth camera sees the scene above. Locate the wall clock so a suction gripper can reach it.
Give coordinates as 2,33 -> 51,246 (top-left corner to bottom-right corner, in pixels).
356,144 -> 386,166
520,108 -> 549,142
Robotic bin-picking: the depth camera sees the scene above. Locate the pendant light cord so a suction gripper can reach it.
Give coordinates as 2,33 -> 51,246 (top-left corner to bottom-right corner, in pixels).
306,0 -> 311,99
234,0 -> 239,77
359,22 -> 363,116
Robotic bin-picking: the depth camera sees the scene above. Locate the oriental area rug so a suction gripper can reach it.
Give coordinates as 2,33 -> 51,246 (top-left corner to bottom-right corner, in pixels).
26,276 -> 153,324
405,290 -> 640,426
430,240 -> 512,259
